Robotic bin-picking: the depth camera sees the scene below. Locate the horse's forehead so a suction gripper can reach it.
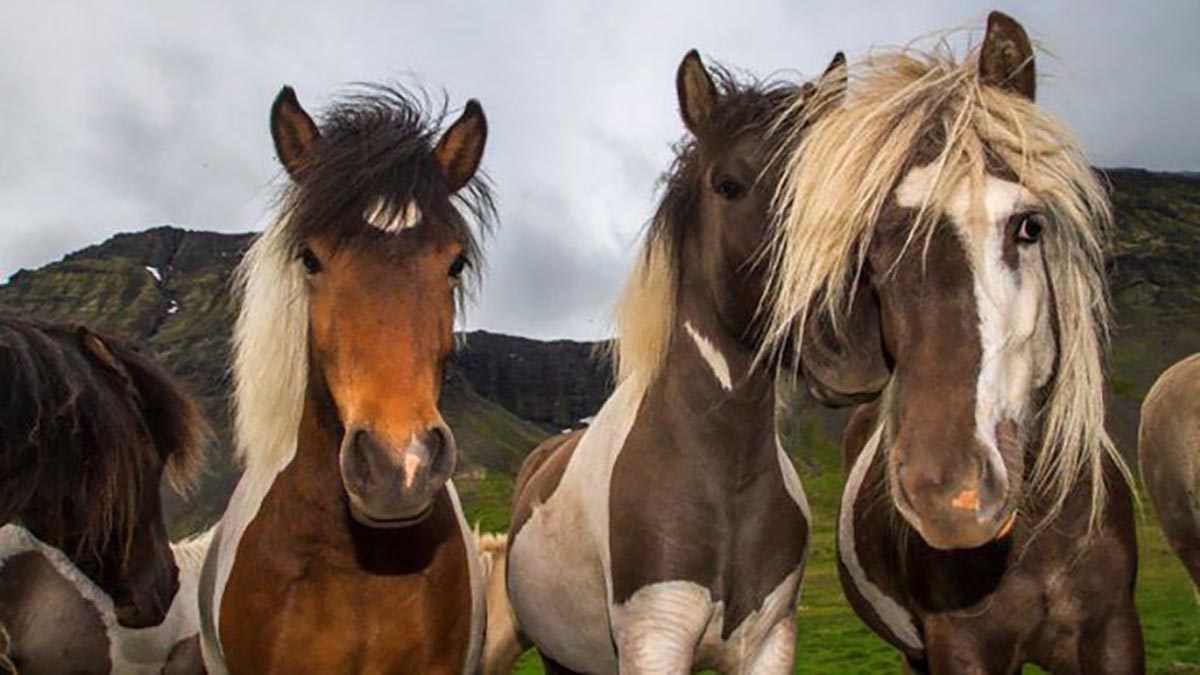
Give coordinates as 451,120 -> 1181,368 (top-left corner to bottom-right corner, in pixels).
893,162 -> 1035,249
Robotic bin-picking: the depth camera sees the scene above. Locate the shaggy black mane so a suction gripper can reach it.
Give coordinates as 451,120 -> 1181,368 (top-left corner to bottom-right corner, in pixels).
0,315 -> 208,558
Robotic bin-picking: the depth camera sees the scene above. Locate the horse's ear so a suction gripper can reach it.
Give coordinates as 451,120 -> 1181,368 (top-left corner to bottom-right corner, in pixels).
806,51 -> 848,121
434,99 -> 488,193
271,86 -> 321,179
979,11 -> 1035,101
799,280 -> 890,407
677,49 -> 717,135
819,51 -> 847,103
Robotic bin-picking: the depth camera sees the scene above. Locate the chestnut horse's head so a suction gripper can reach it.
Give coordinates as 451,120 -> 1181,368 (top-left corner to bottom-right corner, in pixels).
769,13 -> 1127,549
244,85 -> 491,528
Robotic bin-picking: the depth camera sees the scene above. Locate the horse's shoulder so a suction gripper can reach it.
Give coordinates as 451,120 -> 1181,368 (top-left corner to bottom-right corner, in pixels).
510,430 -> 585,538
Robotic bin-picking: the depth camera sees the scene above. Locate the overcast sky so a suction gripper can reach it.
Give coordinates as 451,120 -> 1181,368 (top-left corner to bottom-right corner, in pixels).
2,1 -> 1197,340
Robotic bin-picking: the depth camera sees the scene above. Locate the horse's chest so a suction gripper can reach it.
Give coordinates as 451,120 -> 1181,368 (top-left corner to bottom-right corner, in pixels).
608,439 -> 809,629
221,559 -> 471,673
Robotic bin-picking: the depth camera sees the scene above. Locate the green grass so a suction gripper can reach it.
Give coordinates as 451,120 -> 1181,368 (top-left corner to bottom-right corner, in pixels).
464,436 -> 1200,674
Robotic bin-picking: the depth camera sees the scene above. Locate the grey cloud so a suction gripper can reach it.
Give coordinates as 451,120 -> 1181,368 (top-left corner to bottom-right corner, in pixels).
1,0 -> 1197,341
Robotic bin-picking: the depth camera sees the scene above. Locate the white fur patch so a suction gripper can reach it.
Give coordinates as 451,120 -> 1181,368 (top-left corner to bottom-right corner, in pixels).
838,426 -> 924,651
776,438 -> 812,524
446,481 -> 485,675
364,197 -> 422,232
507,378 -> 645,673
201,463 -> 288,673
684,321 -> 733,391
895,163 -> 1056,488
612,570 -> 803,674
0,524 -> 209,674
612,581 -> 712,672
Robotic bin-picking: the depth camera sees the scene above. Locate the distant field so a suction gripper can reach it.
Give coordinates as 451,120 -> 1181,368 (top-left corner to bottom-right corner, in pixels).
459,428 -> 1200,674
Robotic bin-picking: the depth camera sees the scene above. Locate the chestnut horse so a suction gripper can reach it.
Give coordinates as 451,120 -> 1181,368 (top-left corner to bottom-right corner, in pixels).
1139,353 -> 1200,587
766,12 -> 1144,673
197,85 -> 494,674
501,51 -> 844,674
0,316 -> 208,673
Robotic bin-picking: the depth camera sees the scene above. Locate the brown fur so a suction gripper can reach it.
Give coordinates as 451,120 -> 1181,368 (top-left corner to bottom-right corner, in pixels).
1139,353 -> 1200,587
0,315 -> 208,629
214,83 -> 492,673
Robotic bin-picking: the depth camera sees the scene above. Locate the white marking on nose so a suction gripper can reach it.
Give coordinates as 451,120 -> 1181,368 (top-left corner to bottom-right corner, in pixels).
364,197 -> 422,232
684,321 -> 733,391
403,453 -> 421,489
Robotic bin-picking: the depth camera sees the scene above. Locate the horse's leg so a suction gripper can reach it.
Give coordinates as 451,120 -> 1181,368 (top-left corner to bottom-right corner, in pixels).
611,582 -> 710,674
1075,606 -> 1145,675
742,616 -> 796,674
923,616 -> 1014,675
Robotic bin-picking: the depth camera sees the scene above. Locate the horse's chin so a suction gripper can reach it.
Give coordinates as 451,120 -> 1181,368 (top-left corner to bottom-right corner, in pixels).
346,499 -> 435,530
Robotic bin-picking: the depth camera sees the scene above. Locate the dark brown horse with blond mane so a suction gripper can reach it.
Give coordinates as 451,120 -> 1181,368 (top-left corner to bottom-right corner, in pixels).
766,12 -> 1144,673
496,51 -> 845,674
1139,353 -> 1200,588
0,315 -> 209,673
197,84 -> 494,673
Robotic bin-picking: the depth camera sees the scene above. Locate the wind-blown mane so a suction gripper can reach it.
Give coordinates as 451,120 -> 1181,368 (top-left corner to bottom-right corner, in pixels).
610,66 -> 795,389
233,85 -> 495,478
766,41 -> 1129,527
0,315 -> 208,556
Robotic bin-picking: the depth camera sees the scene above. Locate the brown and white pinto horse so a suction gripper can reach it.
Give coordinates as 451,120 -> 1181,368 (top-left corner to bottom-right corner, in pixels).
197,85 -> 494,673
501,52 -> 844,674
0,316 -> 209,673
1139,353 -> 1200,587
767,13 -> 1144,673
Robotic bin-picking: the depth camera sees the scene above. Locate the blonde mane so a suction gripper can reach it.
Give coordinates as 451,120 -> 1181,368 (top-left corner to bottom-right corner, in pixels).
231,210 -> 310,482
608,66 -> 798,391
767,40 -> 1131,529
609,228 -> 678,390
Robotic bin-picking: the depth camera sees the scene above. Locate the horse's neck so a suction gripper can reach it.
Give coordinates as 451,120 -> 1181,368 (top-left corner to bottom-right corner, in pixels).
644,287 -> 778,462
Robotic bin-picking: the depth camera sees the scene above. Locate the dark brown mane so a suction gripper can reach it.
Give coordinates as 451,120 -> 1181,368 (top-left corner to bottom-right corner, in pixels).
277,84 -> 496,293
0,315 -> 208,558
645,65 -> 796,279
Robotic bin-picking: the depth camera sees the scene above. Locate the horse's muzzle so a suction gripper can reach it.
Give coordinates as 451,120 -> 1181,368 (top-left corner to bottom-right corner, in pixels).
339,424 -> 456,528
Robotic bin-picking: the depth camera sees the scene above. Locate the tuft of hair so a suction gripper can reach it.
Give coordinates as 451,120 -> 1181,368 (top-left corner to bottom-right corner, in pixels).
0,622 -> 12,675
765,37 -> 1131,530
0,316 -> 209,560
170,526 -> 217,577
608,64 -> 796,389
234,84 -> 496,479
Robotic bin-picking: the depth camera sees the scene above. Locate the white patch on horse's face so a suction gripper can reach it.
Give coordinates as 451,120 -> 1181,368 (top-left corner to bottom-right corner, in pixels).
363,197 -> 422,233
684,321 -> 733,391
895,164 -> 1056,482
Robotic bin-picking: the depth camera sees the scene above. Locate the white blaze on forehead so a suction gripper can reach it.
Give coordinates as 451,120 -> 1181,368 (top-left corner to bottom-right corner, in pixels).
894,162 -> 1056,486
364,197 -> 422,232
684,321 -> 733,392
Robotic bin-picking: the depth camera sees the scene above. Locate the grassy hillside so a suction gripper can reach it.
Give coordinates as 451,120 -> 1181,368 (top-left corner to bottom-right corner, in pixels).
1,169 -> 1197,671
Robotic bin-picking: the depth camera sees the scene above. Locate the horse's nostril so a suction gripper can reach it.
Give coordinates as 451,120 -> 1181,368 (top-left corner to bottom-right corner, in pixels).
424,425 -> 455,476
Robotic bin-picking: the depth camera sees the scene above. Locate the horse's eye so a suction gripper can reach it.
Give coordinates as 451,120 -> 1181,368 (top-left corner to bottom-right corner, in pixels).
714,176 -> 748,201
448,254 -> 469,279
1014,213 -> 1045,245
298,247 -> 322,274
